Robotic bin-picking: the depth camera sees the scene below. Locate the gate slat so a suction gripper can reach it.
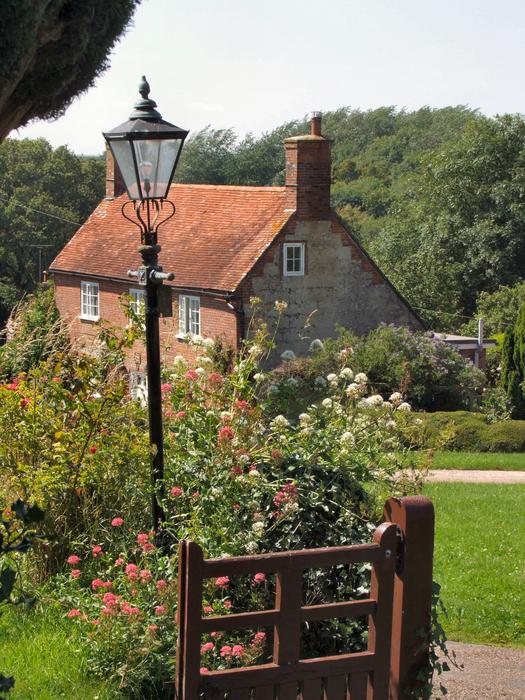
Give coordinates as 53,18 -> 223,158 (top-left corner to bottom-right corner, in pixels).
302,678 -> 322,699
254,686 -> 275,700
348,673 -> 367,700
279,682 -> 299,699
230,688 -> 252,700
323,675 -> 346,699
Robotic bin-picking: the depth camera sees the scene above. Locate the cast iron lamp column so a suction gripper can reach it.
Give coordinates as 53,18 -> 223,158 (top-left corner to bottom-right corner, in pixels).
103,77 -> 188,533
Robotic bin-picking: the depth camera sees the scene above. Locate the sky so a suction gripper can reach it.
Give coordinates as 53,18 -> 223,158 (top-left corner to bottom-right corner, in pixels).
13,0 -> 525,154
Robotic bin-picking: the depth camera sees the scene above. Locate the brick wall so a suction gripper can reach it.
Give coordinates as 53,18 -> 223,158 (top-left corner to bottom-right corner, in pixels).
53,272 -> 239,370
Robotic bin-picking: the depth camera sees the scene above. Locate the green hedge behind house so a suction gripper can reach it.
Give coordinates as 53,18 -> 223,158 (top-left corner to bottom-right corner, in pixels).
419,412 -> 525,452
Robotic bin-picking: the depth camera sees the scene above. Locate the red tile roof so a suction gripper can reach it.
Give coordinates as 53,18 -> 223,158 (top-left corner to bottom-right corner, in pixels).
50,184 -> 293,293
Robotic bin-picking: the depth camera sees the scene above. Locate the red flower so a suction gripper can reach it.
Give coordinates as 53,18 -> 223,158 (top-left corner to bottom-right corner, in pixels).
185,370 -> 199,381
170,486 -> 183,497
71,569 -> 81,579
208,373 -> 223,384
231,466 -> 242,475
218,426 -> 235,445
19,397 -> 31,408
215,576 -> 229,588
203,606 -> 213,614
234,400 -> 250,411
67,555 -> 81,566
89,446 -> 97,454
5,382 -> 18,391
111,517 -> 124,527
253,572 -> 266,585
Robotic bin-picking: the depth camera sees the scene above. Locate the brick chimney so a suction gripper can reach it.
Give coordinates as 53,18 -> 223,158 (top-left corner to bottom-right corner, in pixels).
284,112 -> 331,219
105,144 -> 125,198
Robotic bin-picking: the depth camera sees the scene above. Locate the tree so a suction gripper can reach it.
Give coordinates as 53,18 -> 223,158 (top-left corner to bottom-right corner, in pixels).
0,138 -> 104,323
501,303 -> 525,417
0,0 -> 140,140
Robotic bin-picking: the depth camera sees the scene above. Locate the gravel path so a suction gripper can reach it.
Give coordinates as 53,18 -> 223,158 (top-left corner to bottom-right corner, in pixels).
436,641 -> 525,699
426,469 -> 525,483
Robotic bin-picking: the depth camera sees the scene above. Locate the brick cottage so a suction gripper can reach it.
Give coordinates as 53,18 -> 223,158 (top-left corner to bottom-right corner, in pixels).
49,114 -> 423,384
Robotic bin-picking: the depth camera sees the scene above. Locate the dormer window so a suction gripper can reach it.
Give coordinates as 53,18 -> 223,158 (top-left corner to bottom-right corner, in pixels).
283,242 -> 305,276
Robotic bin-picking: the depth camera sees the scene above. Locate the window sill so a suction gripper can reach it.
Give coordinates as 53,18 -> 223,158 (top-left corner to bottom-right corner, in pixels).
283,272 -> 304,277
79,315 -> 100,322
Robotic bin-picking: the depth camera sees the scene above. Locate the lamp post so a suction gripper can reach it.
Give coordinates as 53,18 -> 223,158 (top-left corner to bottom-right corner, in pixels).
103,77 -> 188,534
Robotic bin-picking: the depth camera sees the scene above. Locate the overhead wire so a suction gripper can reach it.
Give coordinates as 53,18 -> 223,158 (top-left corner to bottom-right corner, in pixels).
0,194 -> 82,227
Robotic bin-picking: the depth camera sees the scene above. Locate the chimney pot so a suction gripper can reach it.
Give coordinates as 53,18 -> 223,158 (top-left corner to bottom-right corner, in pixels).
311,111 -> 322,136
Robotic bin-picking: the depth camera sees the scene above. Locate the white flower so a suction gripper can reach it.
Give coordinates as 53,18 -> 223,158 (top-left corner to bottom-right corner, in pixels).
299,413 -> 312,425
280,349 -> 296,362
253,372 -> 265,383
202,337 -> 215,349
248,344 -> 263,356
397,402 -> 412,412
338,348 -> 353,360
251,521 -> 265,534
309,339 -> 324,353
197,355 -> 213,367
195,367 -> 206,375
368,394 -> 384,407
248,468 -> 261,478
173,355 -> 187,366
326,373 -> 338,382
341,431 -> 355,446
354,372 -> 368,384
386,420 -> 396,431
190,334 -> 203,346
220,411 -> 231,420
268,384 -> 280,396
389,391 -> 403,406
322,398 -> 333,409
314,376 -> 327,390
346,383 -> 360,398
339,367 -> 354,380
414,418 -> 423,425
272,414 -> 289,429
274,300 -> 288,313
245,541 -> 259,554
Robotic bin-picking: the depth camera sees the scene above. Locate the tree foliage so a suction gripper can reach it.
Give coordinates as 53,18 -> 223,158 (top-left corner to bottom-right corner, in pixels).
0,138 -> 104,324
0,0 -> 140,140
501,303 -> 525,418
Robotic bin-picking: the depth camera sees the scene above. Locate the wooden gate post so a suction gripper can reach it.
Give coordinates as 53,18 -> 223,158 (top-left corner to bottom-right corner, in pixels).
383,496 -> 435,700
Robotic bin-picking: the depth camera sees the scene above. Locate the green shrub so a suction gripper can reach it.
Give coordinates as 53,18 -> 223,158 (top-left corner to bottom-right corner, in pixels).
480,421 -> 525,453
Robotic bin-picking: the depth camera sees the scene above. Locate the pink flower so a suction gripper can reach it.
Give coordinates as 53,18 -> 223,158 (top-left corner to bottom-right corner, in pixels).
19,397 -> 31,408
71,569 -> 81,579
170,486 -> 183,497
191,491 -> 200,500
175,411 -> 186,419
232,644 -> 244,657
142,542 -> 155,553
249,464 -> 258,473
115,558 -> 124,566
215,576 -> 229,588
5,383 -> 18,391
161,383 -> 172,393
218,426 -> 235,445
185,369 -> 199,381
200,667 -> 209,674
52,377 -> 62,383
223,600 -> 232,610
111,517 -> 124,527
92,545 -> 103,557
147,624 -> 159,633
253,573 -> 266,585
208,373 -> 223,384
200,642 -> 214,655
136,533 -> 149,545
101,606 -> 116,616
102,592 -> 118,605
122,605 -> 141,616
67,608 -> 81,619
91,578 -> 112,591
252,631 -> 266,644
234,400 -> 250,411
203,606 -> 213,614
91,619 -> 100,626
89,446 -> 97,454
220,645 -> 232,658
67,555 -> 81,566
140,569 -> 153,583
232,503 -> 240,510
156,579 -> 168,591
155,605 -> 167,616
125,563 -> 139,576
231,466 -> 242,475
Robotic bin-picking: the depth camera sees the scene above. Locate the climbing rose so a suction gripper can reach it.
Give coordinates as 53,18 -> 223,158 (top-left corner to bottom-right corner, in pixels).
67,555 -> 81,566
111,517 -> 124,527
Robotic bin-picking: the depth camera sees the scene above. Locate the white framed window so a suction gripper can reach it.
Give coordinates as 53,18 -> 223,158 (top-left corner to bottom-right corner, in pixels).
178,295 -> 200,336
128,288 -> 146,325
80,281 -> 99,320
283,242 -> 305,276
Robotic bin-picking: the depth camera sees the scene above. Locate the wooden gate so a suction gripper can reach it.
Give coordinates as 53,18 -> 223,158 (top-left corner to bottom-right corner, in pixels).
174,496 -> 434,700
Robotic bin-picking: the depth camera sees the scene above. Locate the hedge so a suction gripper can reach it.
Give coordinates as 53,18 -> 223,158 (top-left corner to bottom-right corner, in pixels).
418,412 -> 525,453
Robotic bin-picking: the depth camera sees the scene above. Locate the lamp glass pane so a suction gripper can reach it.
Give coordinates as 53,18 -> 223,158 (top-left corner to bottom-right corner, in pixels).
110,140 -> 141,199
132,138 -> 182,199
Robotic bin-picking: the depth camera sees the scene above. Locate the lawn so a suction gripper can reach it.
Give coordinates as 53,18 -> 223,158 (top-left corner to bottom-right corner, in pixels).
431,451 -> 525,471
424,482 -> 525,647
0,604 -> 120,699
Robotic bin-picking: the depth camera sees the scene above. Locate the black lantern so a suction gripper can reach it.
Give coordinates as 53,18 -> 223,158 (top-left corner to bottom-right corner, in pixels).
103,76 -> 188,201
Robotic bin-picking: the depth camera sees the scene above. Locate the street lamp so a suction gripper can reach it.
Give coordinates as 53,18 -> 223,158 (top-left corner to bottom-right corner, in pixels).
103,77 -> 188,534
